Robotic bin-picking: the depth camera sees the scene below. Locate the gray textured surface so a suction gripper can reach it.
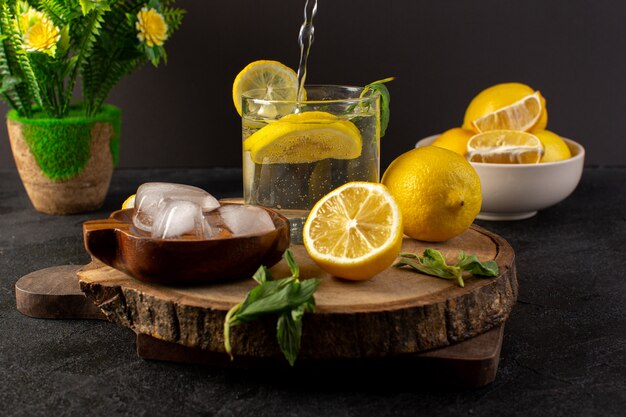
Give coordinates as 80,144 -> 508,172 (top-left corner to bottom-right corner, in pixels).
1,167 -> 625,417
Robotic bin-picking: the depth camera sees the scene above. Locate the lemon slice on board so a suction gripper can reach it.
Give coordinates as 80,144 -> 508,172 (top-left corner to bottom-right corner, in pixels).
232,60 -> 299,116
471,91 -> 544,132
467,130 -> 544,164
244,111 -> 362,164
303,182 -> 403,281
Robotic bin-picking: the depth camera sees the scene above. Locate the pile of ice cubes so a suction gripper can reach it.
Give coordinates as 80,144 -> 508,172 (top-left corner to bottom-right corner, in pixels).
131,183 -> 275,239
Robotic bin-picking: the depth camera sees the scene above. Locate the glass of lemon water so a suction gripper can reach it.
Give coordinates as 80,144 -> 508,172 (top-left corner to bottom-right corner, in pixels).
242,85 -> 381,243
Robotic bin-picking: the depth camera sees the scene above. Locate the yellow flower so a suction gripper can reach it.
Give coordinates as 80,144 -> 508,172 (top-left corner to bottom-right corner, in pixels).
136,7 -> 168,47
19,8 -> 60,56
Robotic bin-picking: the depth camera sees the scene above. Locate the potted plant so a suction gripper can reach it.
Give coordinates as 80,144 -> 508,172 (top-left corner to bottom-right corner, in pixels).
1,0 -> 184,214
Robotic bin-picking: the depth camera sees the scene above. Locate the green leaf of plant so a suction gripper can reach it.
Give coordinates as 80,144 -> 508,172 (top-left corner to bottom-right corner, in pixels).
0,76 -> 21,94
361,77 -> 393,138
276,308 -> 303,366
394,257 -> 460,281
252,264 -> 275,284
395,249 -> 463,287
231,278 -> 320,324
284,250 -> 299,279
456,252 -> 499,277
224,250 -> 320,366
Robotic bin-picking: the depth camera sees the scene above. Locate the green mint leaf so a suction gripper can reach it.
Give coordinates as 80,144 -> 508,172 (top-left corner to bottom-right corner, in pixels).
284,249 -> 299,279
231,278 -> 320,324
422,248 -> 448,267
252,265 -> 275,284
396,249 -> 500,288
456,253 -> 499,277
276,306 -> 305,366
362,77 -> 393,138
394,257 -> 461,282
395,250 -> 464,287
224,253 -> 320,366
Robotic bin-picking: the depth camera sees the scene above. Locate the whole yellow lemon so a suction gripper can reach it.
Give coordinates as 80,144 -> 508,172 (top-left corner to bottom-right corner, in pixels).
463,82 -> 548,133
382,146 -> 482,242
534,130 -> 572,162
432,127 -> 475,156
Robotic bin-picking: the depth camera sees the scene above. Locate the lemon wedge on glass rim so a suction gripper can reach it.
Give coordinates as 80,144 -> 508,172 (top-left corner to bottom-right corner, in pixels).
244,111 -> 362,164
303,182 -> 403,281
232,60 -> 300,116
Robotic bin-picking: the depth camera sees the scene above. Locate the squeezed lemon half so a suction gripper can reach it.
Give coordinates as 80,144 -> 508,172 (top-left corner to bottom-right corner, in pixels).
467,130 -> 544,164
463,82 -> 548,133
471,91 -> 544,133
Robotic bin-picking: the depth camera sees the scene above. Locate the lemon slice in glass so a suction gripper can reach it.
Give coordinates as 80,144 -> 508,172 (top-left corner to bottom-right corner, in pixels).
467,130 -> 544,163
232,60 -> 299,116
303,182 -> 403,281
244,111 -> 362,164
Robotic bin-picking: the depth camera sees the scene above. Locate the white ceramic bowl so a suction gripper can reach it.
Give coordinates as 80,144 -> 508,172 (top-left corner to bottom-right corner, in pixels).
415,135 -> 585,220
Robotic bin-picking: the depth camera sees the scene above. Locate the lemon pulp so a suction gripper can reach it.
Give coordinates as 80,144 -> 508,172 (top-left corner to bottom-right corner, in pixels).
244,111 -> 362,164
232,60 -> 299,116
303,182 -> 403,280
467,130 -> 544,164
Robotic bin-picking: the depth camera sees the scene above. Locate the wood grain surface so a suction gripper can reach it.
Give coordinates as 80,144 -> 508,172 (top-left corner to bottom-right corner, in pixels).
15,265 -> 105,319
78,225 -> 517,360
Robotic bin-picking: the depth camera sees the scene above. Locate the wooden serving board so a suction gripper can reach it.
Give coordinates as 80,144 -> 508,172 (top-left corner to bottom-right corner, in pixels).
78,225 -> 517,362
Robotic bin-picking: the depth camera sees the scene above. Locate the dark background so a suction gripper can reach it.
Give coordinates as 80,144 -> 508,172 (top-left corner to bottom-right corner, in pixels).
0,0 -> 624,170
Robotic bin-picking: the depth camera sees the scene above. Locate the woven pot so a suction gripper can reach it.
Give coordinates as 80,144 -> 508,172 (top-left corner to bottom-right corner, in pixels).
7,105 -> 121,215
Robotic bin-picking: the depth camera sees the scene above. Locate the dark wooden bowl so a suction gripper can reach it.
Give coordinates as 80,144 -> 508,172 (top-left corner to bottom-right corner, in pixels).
83,207 -> 290,285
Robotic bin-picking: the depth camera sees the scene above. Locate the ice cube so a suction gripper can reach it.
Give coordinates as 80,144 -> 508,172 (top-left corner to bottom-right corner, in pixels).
133,182 -> 219,233
202,209 -> 231,239
151,199 -> 207,239
218,205 -> 275,236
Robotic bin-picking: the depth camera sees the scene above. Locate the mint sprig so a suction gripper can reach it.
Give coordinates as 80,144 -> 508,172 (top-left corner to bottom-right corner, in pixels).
224,250 -> 320,366
360,77 -> 393,138
394,249 -> 499,287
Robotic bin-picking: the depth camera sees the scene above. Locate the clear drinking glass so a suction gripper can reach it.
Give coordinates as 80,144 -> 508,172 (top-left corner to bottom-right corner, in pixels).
241,85 -> 381,243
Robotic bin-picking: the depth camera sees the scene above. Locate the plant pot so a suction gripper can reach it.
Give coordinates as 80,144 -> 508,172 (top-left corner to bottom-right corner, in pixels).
7,105 -> 121,215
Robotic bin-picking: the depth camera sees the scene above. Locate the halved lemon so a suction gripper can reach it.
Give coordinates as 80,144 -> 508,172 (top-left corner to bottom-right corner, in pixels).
232,60 -> 299,116
244,111 -> 362,164
121,194 -> 136,209
463,83 -> 548,132
471,91 -> 543,132
303,182 -> 403,281
467,130 -> 544,164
